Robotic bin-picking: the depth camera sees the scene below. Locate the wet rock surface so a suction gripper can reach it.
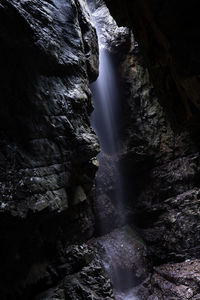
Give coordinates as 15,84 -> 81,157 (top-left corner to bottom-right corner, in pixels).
136,259 -> 200,300
88,0 -> 130,54
1,0 -> 200,299
0,0 -> 100,298
103,0 -> 200,298
0,0 -> 99,217
105,0 -> 200,123
117,40 -> 200,299
94,152 -> 122,234
139,187 -> 200,262
117,30 -> 200,265
34,244 -> 115,300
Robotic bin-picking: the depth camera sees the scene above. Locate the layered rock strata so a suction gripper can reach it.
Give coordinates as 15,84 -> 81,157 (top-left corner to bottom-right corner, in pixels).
0,0 -> 106,298
1,0 -> 200,299
104,0 -> 200,299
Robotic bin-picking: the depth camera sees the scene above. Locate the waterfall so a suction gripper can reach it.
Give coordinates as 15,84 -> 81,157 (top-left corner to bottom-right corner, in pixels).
90,19 -> 138,300
90,47 -> 119,154
90,45 -> 126,231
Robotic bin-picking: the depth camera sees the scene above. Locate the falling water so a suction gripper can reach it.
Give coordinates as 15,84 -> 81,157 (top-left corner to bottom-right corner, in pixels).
90,44 -> 126,226
90,20 -> 138,300
90,47 -> 120,154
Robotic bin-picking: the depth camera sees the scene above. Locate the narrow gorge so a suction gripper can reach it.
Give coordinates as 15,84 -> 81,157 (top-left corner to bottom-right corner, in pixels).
0,0 -> 200,299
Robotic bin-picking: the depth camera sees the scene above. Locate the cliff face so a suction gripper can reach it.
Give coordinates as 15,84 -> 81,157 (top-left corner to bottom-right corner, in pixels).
0,1 -> 106,298
119,47 -> 200,299
0,0 -> 99,217
104,0 -> 200,299
105,0 -> 200,124
1,0 -> 200,299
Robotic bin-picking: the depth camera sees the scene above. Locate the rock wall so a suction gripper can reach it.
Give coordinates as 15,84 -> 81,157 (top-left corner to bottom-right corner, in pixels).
105,0 -> 200,124
1,0 -> 200,299
119,47 -> 200,299
0,1 -> 108,299
104,0 -> 200,299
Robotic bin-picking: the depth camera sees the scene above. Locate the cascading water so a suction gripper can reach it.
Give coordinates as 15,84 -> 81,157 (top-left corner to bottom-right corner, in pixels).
89,6 -> 138,300
90,47 -> 120,154
90,45 -> 126,227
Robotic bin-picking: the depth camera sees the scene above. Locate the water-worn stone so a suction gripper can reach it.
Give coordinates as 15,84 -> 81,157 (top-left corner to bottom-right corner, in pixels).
1,0 -> 200,299
0,0 -> 99,298
102,1 -> 200,298
0,0 -> 99,216
105,0 -> 200,123
140,188 -> 200,262
88,0 -> 130,54
136,259 -> 200,300
117,40 -> 200,298
101,4 -> 200,265
35,244 -> 115,300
